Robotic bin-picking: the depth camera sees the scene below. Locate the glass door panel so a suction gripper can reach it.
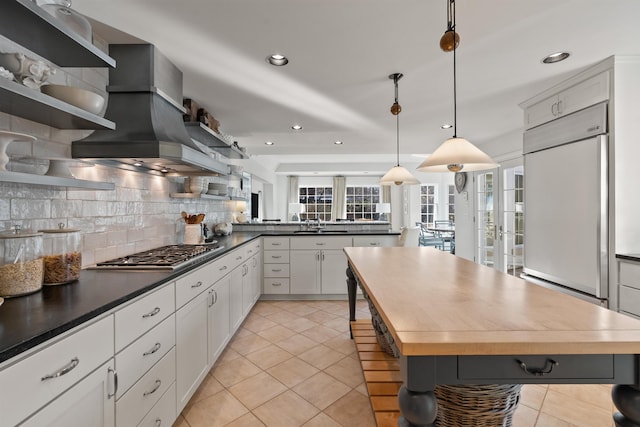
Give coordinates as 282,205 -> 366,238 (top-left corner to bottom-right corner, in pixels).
501,165 -> 524,276
476,172 -> 496,268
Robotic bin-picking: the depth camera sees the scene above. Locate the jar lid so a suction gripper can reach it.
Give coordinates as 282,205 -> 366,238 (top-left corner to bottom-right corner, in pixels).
0,226 -> 42,239
38,223 -> 80,234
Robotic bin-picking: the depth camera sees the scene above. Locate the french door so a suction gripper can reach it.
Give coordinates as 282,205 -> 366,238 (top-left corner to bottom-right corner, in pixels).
476,159 -> 524,276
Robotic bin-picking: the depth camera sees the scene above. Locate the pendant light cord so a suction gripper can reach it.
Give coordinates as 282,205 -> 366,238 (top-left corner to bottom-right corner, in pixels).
396,112 -> 400,166
451,0 -> 457,138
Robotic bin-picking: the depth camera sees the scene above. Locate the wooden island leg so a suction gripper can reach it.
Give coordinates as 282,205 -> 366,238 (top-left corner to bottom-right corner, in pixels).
613,385 -> 640,426
346,265 -> 357,338
398,356 -> 438,427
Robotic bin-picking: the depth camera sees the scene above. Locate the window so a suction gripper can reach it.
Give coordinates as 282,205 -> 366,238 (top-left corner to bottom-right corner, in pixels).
346,186 -> 381,220
447,184 -> 455,224
299,186 -> 332,221
420,184 -> 437,225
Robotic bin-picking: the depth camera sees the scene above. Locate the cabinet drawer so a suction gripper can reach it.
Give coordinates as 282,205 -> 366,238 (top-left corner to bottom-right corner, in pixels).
619,260 -> 640,291
620,285 -> 640,317
457,354 -> 614,380
245,240 -> 261,258
176,261 -> 221,308
353,236 -> 397,247
291,236 -> 352,250
263,237 -> 290,250
228,248 -> 246,270
264,250 -> 290,263
115,283 -> 175,352
263,278 -> 290,294
0,315 -> 114,427
115,314 -> 175,397
137,382 -> 176,427
264,263 -> 290,277
116,347 -> 175,427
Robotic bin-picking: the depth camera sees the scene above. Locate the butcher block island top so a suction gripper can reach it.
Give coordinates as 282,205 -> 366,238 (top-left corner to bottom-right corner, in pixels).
344,246 -> 640,356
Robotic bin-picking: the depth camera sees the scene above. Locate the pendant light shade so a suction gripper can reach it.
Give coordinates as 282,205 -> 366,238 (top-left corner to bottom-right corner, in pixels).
380,73 -> 420,186
417,0 -> 497,174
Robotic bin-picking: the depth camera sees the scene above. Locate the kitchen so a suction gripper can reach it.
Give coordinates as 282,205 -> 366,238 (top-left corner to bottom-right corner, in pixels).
2,0 -> 640,426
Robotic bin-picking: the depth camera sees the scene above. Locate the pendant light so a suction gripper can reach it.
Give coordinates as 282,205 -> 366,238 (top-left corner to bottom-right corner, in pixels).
380,73 -> 420,186
417,0 -> 497,173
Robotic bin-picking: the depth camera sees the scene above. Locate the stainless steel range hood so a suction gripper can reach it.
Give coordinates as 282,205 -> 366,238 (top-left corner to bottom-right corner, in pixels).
72,44 -> 227,176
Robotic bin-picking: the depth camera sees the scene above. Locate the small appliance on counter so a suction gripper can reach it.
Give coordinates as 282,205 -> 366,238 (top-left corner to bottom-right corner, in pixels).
38,224 -> 82,285
0,226 -> 44,297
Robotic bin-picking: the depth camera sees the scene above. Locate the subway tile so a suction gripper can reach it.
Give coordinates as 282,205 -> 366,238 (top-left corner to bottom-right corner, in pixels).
10,199 -> 51,219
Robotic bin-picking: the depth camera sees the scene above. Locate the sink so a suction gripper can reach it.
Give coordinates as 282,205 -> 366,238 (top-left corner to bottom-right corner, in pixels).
293,230 -> 349,234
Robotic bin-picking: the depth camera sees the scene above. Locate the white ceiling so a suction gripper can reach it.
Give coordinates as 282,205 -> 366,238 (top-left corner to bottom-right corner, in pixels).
72,0 -> 640,172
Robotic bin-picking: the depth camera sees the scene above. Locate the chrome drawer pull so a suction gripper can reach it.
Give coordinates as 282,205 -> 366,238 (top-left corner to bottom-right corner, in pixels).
272,269 -> 282,272
516,358 -> 558,376
272,243 -> 281,246
143,342 -> 162,356
41,357 -> 79,381
155,418 -> 162,427
272,255 -> 282,259
142,307 -> 161,318
143,379 -> 162,396
315,243 -> 326,246
219,265 -> 228,271
236,256 -> 242,260
272,282 -> 282,286
191,281 -> 203,288
107,367 -> 118,399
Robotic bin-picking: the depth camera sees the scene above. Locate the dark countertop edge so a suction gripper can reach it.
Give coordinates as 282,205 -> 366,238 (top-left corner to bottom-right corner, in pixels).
0,231 -> 396,364
616,253 -> 640,262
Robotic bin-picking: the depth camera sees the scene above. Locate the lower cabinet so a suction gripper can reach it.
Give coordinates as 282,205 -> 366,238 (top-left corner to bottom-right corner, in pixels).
619,258 -> 640,318
290,250 -> 322,294
176,286 -> 211,413
208,275 -> 231,365
230,263 -> 244,333
21,359 -> 116,427
290,236 -> 352,295
320,249 -> 349,294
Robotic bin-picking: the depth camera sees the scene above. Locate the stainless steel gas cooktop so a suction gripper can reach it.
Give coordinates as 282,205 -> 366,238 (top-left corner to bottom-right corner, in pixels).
92,243 -> 225,271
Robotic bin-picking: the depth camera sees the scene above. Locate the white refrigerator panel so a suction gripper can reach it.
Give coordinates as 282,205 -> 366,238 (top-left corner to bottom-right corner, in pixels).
524,136 -> 607,297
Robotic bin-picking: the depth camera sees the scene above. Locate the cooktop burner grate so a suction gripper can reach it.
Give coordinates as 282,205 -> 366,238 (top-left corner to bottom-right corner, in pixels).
93,243 -> 224,270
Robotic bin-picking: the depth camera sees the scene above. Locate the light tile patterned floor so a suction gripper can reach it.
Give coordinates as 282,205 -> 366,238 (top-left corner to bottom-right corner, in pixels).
173,300 -> 618,427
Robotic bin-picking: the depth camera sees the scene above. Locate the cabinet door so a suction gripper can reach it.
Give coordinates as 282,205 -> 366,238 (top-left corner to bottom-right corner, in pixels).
209,276 -> 231,365
525,94 -> 559,129
242,262 -> 253,316
21,360 -> 115,427
290,250 -> 321,294
229,265 -> 244,333
321,249 -> 349,294
252,253 -> 262,303
559,71 -> 609,118
175,289 -> 210,413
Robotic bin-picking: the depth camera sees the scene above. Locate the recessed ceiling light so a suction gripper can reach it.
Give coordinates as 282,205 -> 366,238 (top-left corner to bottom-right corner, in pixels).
441,124 -> 453,129
291,124 -> 303,131
334,140 -> 343,145
542,52 -> 570,64
160,168 -> 168,173
266,54 -> 288,66
133,161 -> 142,167
265,141 -> 274,145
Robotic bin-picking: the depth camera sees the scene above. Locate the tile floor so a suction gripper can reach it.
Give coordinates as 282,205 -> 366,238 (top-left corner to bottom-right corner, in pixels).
173,300 -> 618,427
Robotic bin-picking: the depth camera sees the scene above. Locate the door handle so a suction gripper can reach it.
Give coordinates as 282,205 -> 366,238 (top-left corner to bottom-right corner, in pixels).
498,225 -> 503,240
107,367 -> 118,399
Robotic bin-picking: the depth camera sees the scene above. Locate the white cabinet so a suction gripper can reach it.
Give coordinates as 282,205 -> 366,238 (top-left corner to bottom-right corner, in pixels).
208,275 -> 231,365
0,315 -> 114,427
175,285 -> 210,413
242,240 -> 261,315
523,71 -> 609,129
116,348 -> 175,427
619,258 -> 640,318
229,263 -> 245,333
289,236 -> 352,295
20,360 -> 116,427
353,235 -> 398,247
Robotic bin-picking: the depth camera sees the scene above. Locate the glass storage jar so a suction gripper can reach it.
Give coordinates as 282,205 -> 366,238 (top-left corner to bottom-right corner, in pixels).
0,226 -> 44,297
39,224 -> 82,285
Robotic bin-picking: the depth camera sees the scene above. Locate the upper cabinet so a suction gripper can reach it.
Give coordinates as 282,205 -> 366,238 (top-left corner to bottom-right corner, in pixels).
0,0 -> 116,130
522,71 -> 609,130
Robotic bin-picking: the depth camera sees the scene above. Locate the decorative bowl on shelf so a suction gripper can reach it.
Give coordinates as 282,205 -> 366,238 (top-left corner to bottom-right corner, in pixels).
40,84 -> 105,115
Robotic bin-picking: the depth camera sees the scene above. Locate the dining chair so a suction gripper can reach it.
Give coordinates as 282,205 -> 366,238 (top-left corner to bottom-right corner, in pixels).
418,223 -> 444,249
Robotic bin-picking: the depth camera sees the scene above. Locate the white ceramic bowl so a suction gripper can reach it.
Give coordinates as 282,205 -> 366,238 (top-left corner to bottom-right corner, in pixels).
41,84 -> 105,115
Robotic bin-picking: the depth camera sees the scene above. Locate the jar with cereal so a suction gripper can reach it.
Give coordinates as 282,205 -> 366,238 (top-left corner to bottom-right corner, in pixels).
0,226 -> 44,297
39,224 -> 82,286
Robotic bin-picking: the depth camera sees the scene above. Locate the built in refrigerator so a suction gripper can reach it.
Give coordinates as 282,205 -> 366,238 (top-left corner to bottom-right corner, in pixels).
522,102 -> 608,306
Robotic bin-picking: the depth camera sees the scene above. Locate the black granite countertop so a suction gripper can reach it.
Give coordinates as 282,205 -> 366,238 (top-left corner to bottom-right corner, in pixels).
0,230 -> 397,364
616,253 -> 640,262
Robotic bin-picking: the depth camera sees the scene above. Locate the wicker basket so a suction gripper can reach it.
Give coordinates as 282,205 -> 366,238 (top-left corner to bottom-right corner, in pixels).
434,384 -> 522,427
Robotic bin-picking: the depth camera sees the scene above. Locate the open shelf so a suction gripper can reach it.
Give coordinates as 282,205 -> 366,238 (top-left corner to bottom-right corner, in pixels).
2,0 -> 116,68
0,78 -> 115,130
170,192 -> 248,201
184,122 -> 248,160
0,171 -> 114,190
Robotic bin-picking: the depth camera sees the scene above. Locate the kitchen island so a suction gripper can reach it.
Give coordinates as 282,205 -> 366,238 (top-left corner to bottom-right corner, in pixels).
344,246 -> 640,426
